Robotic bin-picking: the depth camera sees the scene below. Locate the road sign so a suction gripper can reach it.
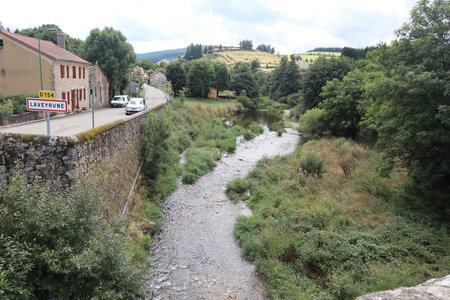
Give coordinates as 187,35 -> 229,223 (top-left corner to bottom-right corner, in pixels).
39,90 -> 55,99
26,98 -> 68,112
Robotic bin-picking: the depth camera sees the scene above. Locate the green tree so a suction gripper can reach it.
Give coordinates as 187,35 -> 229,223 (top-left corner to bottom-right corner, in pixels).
212,62 -> 230,95
319,68 -> 381,139
184,43 -> 203,60
230,62 -> 258,99
83,27 -> 135,99
270,55 -> 301,101
138,59 -> 157,72
301,56 -> 355,109
250,59 -> 261,71
185,60 -> 214,98
0,175 -> 146,299
142,109 -> 173,183
367,0 -> 450,208
239,39 -> 253,50
16,24 -> 85,56
166,62 -> 186,97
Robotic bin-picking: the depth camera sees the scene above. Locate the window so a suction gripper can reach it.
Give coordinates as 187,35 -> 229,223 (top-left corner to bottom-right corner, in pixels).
83,88 -> 86,100
62,92 -> 66,100
66,66 -> 69,78
73,66 -> 76,78
0,39 -> 3,49
83,67 -> 85,79
79,67 -> 81,79
60,65 -> 65,78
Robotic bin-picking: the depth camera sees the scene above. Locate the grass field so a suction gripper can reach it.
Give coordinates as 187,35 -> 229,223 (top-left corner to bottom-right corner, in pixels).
204,50 -> 281,69
294,51 -> 341,63
183,97 -> 236,108
203,49 -> 341,68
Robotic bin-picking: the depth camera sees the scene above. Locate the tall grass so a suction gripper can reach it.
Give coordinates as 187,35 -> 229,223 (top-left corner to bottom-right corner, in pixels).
228,138 -> 450,299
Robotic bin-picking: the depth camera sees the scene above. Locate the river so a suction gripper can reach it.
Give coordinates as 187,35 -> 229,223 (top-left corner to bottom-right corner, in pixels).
147,125 -> 300,299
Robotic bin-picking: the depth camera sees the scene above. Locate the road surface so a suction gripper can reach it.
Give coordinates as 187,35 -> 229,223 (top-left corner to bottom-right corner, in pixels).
0,85 -> 166,136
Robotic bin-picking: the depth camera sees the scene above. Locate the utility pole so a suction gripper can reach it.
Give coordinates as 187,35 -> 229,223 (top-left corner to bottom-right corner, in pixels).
38,27 -> 57,136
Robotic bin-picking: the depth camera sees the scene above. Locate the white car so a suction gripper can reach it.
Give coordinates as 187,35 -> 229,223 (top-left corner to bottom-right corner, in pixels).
110,95 -> 128,108
126,98 -> 147,115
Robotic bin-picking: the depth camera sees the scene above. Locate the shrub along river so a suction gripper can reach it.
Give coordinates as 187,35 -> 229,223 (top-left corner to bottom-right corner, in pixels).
147,112 -> 299,299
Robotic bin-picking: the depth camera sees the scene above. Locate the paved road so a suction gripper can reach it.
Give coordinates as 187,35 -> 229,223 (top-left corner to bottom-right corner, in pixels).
0,85 -> 166,136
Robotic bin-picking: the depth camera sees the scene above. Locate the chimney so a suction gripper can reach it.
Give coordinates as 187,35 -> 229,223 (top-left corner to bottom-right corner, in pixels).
56,33 -> 65,50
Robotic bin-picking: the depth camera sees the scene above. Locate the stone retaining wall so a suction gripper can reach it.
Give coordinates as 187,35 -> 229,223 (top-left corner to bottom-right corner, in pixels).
0,104 -> 164,192
0,111 -> 45,126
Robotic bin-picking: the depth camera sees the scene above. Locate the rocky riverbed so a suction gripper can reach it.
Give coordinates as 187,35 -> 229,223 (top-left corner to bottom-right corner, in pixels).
147,127 -> 299,299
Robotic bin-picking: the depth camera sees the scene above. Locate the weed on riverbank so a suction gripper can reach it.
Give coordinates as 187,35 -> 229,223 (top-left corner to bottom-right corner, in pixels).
228,138 -> 450,299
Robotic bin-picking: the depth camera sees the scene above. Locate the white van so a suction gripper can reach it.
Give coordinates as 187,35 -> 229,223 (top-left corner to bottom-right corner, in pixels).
110,95 -> 129,108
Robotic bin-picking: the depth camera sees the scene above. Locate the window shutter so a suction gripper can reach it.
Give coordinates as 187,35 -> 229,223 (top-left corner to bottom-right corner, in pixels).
67,66 -> 69,78
84,88 -> 86,100
73,66 -> 76,78
79,67 -> 81,79
62,92 -> 66,100
60,65 -> 65,78
83,67 -> 85,79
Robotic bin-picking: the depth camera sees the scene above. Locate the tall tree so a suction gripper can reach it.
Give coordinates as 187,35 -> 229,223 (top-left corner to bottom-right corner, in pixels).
212,62 -> 230,95
166,61 -> 186,96
301,56 -> 355,109
367,0 -> 450,207
230,62 -> 258,99
185,60 -> 214,98
239,40 -> 253,50
184,43 -> 203,60
83,27 -> 135,99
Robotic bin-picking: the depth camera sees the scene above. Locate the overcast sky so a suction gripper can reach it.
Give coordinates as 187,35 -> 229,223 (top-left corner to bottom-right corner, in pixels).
1,0 -> 417,54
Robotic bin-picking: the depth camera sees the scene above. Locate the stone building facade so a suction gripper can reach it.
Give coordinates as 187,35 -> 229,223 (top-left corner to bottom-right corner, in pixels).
0,29 -> 90,112
89,63 -> 109,107
150,70 -> 167,87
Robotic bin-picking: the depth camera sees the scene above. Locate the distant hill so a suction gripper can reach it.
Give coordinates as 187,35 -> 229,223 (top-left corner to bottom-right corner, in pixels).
136,48 -> 186,62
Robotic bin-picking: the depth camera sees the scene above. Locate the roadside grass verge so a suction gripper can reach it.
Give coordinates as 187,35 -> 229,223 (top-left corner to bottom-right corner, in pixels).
227,138 -> 450,299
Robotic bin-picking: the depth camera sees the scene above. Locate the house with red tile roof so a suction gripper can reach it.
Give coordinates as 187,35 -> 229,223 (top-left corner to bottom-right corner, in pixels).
0,29 -> 90,112
150,70 -> 167,87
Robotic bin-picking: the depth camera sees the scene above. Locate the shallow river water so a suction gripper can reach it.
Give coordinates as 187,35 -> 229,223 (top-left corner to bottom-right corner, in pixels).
147,127 -> 300,300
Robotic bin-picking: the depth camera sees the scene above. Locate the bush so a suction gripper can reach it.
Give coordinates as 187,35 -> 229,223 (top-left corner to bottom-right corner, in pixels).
231,125 -> 245,135
182,147 -> 216,184
269,121 -> 284,136
244,131 -> 256,140
298,108 -> 327,141
0,101 -> 14,118
226,178 -> 250,202
237,95 -> 255,110
289,103 -> 306,121
249,122 -> 264,134
0,174 -> 146,299
232,100 -> 245,113
299,152 -> 325,177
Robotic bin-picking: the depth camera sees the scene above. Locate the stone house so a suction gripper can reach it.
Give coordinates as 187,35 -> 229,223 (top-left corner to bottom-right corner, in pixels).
0,29 -> 90,112
89,63 -> 109,107
150,70 -> 167,87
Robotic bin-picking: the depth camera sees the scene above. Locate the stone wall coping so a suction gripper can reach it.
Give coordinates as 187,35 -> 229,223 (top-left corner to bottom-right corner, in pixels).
0,102 -> 166,144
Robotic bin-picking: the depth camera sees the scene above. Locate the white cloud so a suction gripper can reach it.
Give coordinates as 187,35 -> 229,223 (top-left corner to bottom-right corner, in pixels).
0,0 -> 418,54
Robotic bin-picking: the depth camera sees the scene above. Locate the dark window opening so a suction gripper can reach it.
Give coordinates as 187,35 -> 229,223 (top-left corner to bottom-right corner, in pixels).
0,39 -> 4,49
